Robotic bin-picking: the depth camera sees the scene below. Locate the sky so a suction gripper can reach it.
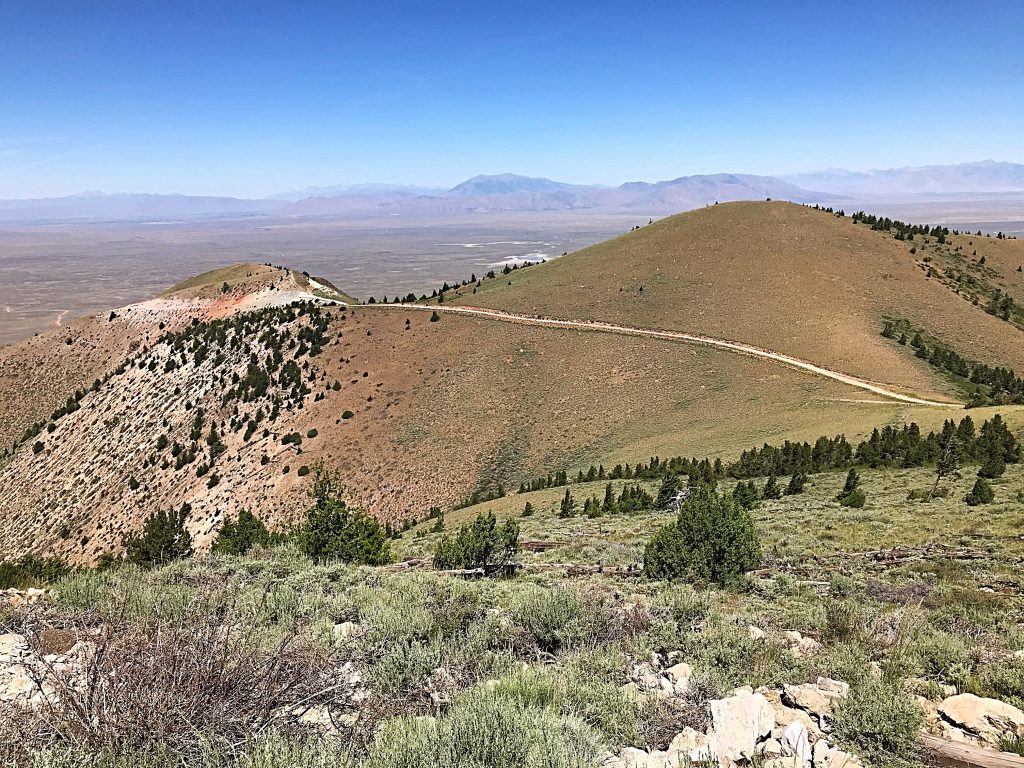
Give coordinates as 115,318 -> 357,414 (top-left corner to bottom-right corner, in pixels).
1,0 -> 1022,198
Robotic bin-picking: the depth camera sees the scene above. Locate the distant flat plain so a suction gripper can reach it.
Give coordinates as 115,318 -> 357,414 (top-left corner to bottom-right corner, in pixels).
0,212 -> 645,345
1,200 -> 1022,347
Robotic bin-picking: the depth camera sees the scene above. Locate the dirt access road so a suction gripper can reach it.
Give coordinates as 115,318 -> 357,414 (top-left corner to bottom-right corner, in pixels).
359,303 -> 962,408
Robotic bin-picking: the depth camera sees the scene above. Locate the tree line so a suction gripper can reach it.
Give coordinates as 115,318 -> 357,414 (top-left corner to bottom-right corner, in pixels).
882,324 -> 1024,406
364,259 -> 542,306
511,414 -> 1018,498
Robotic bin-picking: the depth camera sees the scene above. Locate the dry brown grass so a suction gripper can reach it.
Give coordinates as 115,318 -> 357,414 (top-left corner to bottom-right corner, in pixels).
3,204 -> 1024,565
460,201 -> 1024,396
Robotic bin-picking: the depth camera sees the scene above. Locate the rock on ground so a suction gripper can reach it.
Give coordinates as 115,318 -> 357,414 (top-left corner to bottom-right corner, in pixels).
938,693 -> 1024,747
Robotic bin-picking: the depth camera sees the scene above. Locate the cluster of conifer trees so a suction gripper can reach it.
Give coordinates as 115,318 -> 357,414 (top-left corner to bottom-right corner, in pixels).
511,415 -> 1018,505
734,415 -> 1017,476
364,259 -> 543,305
882,325 -> 1024,405
557,482 -> 655,518
518,456 -> 724,495
851,211 -> 951,242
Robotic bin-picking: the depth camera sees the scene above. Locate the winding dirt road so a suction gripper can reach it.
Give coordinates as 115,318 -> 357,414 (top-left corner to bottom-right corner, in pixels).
359,303 -> 962,408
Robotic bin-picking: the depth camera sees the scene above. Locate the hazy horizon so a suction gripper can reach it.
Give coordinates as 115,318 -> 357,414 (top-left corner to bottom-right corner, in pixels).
1,160 -> 1024,201
2,1 -> 1022,198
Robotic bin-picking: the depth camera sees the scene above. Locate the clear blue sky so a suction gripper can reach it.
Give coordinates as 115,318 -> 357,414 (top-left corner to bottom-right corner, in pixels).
1,0 -> 1022,198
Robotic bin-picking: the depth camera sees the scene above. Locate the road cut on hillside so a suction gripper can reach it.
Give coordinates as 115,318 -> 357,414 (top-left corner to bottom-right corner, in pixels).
360,302 -> 963,408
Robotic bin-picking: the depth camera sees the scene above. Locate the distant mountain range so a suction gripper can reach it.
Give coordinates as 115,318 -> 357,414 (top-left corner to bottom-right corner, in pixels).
269,183 -> 445,201
278,173 -> 825,218
1,161 -> 1021,223
0,192 -> 281,222
782,160 -> 1024,197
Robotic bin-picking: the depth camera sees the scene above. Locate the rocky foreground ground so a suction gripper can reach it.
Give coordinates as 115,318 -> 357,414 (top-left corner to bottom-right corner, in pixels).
3,585 -> 1023,768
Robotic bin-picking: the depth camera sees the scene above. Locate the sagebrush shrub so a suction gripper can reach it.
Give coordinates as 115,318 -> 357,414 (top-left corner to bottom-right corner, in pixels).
511,586 -> 589,655
832,678 -> 923,765
365,682 -> 602,768
14,613 -> 336,764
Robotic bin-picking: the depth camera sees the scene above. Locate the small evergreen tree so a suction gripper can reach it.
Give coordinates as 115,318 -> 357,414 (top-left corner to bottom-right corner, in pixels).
838,468 -> 860,498
558,488 -> 576,518
655,473 -> 682,509
643,484 -> 761,584
427,509 -> 444,532
124,504 -> 194,567
298,464 -> 391,565
732,480 -> 759,510
212,509 -> 272,556
433,511 -> 519,571
602,483 -> 616,514
0,555 -> 72,589
978,452 -> 1006,479
965,477 -> 995,506
932,425 -> 961,497
762,474 -> 782,500
785,473 -> 806,495
839,489 -> 866,508
836,468 -> 866,508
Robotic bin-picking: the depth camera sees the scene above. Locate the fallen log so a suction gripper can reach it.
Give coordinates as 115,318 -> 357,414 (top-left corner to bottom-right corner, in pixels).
921,734 -> 1024,768
521,540 -> 562,552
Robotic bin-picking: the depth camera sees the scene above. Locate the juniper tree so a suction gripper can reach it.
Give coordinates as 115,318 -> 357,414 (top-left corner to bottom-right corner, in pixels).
558,488 -> 576,518
836,468 -> 866,507
655,473 -> 682,509
433,511 -> 519,571
431,511 -> 446,533
838,468 -> 860,498
602,483 -> 616,514
124,504 -> 194,567
643,484 -> 761,584
785,472 -> 806,495
932,422 -> 961,497
732,480 -> 759,510
965,477 -> 995,506
213,509 -> 272,556
299,464 -> 391,565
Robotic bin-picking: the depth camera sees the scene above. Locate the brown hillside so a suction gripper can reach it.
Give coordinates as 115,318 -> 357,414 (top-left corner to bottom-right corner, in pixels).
2,205 -> 1024,564
458,202 -> 1024,398
0,300 -> 976,565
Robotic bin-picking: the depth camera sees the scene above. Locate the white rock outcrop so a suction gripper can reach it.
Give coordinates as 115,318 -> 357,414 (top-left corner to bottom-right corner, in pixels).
938,693 -> 1024,746
708,690 -> 776,763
